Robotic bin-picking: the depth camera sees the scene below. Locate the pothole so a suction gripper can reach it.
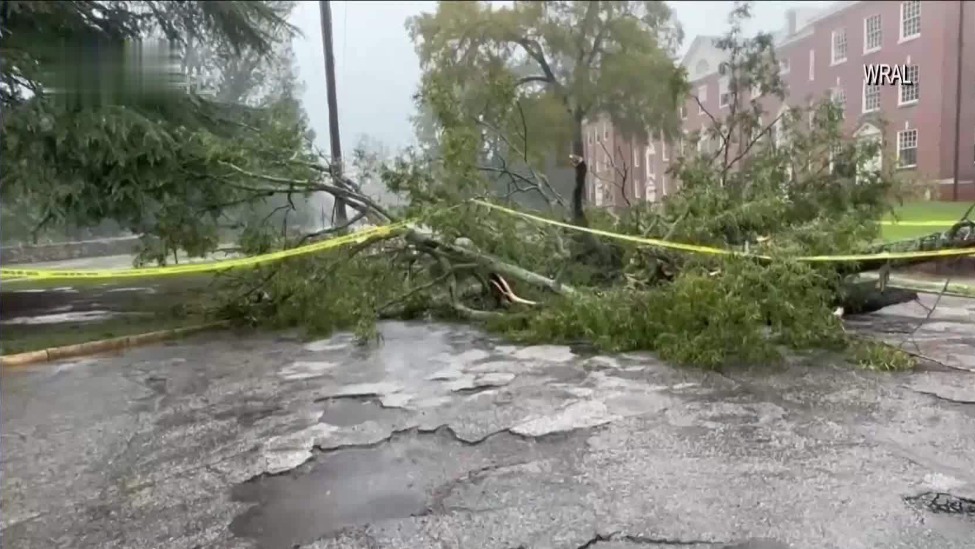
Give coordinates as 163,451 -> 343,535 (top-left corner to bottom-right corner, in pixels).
904,491 -> 975,516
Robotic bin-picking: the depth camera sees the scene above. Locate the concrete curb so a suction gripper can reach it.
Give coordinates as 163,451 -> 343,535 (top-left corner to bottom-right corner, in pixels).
0,321 -> 231,368
862,273 -> 975,298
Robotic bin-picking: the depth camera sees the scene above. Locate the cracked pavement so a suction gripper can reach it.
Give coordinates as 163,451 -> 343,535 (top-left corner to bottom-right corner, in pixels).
2,294 -> 975,549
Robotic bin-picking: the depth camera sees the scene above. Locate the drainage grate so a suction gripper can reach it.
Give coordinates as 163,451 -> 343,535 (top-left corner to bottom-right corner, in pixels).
904,491 -> 975,515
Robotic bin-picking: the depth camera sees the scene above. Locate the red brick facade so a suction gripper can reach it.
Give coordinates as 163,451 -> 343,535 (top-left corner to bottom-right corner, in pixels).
584,0 -> 975,207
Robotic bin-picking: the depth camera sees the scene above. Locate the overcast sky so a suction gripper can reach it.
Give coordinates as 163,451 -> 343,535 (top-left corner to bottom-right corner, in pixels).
289,1 -> 836,155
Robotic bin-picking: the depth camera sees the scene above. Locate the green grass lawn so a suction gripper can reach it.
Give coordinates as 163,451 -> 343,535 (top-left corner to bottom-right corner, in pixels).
881,201 -> 973,241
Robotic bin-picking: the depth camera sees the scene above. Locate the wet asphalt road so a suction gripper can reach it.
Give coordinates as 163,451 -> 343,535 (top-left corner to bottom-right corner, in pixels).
2,296 -> 974,549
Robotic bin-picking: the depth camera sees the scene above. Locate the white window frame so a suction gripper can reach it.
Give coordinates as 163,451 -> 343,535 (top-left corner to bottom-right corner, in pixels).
897,128 -> 918,168
594,180 -> 604,206
660,174 -> 667,198
680,105 -> 687,120
899,1 -> 921,43
779,58 -> 790,74
864,14 -> 882,54
831,29 -> 848,65
718,78 -> 730,108
898,64 -> 919,106
862,82 -> 881,113
661,137 -> 669,161
751,82 -> 762,98
809,49 -> 815,81
646,152 -> 656,180
831,87 -> 846,119
644,146 -> 652,179
698,85 -> 708,114
633,147 -> 640,168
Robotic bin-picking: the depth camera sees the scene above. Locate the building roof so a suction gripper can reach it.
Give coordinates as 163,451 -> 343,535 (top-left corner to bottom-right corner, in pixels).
679,35 -> 722,69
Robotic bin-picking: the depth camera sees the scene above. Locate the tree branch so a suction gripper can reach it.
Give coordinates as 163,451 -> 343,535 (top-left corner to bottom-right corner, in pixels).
516,75 -> 551,86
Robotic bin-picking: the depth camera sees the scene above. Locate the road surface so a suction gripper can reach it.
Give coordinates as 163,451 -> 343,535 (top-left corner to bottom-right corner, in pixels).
2,295 -> 974,549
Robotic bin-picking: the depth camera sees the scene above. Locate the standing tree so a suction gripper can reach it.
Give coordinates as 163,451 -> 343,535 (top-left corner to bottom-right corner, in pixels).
407,0 -> 687,226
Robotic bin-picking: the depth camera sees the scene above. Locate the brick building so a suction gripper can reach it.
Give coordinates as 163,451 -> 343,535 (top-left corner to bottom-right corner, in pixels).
583,0 -> 975,207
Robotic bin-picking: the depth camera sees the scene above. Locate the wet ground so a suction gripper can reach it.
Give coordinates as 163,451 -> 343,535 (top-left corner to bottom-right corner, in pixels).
2,295 -> 975,549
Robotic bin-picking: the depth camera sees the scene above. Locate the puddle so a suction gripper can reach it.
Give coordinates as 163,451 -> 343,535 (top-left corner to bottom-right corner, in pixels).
214,405 -> 281,428
103,287 -> 156,294
318,398 -> 399,427
0,310 -> 128,325
278,361 -> 338,381
229,427 -> 555,549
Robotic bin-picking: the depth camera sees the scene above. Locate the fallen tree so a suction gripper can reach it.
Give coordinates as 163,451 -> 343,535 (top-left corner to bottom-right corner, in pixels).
210,4 -> 969,370
7,1 -> 973,370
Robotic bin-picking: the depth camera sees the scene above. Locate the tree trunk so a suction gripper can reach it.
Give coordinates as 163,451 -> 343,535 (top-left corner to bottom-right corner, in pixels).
571,116 -> 588,227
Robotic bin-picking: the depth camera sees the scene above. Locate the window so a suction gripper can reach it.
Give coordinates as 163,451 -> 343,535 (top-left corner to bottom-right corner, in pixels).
831,29 -> 848,64
897,129 -> 918,168
662,138 -> 669,161
751,82 -> 762,98
899,65 -> 919,105
594,181 -> 604,206
809,49 -> 815,81
719,78 -> 730,108
679,105 -> 687,119
900,0 -> 920,41
698,85 -> 708,114
863,82 -> 880,113
646,153 -> 655,179
773,114 -> 788,148
603,125 -> 609,140
660,175 -> 667,198
831,87 -> 846,119
779,58 -> 790,74
633,147 -> 640,168
644,146 -> 653,179
864,14 -> 882,52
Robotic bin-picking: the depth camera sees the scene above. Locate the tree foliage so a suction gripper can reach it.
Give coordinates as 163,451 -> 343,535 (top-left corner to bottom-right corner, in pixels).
0,0 -> 317,260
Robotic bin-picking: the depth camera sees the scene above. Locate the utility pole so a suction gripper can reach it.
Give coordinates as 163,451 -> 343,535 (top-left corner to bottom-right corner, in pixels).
320,0 -> 348,225
951,0 -> 964,201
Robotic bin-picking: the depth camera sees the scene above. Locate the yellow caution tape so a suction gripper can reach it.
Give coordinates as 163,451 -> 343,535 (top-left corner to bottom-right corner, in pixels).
1,221 -> 410,281
473,200 -> 975,263
3,201 -> 971,282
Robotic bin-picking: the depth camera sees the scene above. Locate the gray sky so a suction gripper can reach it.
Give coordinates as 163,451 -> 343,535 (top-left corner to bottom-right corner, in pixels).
290,1 -> 835,155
